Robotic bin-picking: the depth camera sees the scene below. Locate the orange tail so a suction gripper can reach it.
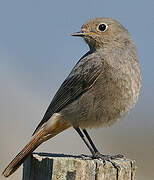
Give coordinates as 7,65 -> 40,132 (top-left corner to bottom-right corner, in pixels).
2,118 -> 71,177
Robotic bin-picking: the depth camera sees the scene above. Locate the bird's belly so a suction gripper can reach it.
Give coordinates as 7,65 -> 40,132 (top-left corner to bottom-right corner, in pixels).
88,76 -> 140,128
61,72 -> 141,129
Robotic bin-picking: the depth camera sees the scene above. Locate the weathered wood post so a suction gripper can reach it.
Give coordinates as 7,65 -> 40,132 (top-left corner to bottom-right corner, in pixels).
23,153 -> 136,180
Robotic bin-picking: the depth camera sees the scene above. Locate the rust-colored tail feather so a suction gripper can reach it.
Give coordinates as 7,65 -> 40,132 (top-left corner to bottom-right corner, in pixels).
2,127 -> 46,177
2,119 -> 71,177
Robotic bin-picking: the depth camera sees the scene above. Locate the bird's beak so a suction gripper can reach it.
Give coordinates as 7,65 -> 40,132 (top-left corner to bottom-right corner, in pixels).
72,31 -> 96,37
72,31 -> 85,37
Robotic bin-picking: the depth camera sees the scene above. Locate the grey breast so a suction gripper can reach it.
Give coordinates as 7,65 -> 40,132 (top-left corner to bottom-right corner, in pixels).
61,45 -> 141,128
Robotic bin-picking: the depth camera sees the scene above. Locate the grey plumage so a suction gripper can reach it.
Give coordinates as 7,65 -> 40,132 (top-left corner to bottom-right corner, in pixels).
35,17 -> 141,132
2,17 -> 141,177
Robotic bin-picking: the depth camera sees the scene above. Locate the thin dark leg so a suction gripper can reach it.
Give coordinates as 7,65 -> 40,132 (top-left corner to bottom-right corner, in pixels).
75,128 -> 124,171
82,129 -> 98,153
75,128 -> 124,170
74,127 -> 95,155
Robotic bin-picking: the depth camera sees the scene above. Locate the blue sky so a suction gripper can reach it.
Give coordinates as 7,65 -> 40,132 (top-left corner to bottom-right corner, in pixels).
0,1 -> 154,179
0,1 -> 153,94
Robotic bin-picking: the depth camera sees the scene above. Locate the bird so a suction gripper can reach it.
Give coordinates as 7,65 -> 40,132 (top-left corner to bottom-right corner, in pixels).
2,17 -> 141,177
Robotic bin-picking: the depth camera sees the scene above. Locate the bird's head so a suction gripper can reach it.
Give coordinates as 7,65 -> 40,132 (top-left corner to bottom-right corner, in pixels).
72,17 -> 131,51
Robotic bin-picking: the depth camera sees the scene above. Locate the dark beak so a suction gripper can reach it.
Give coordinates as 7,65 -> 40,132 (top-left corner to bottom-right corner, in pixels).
71,31 -> 85,37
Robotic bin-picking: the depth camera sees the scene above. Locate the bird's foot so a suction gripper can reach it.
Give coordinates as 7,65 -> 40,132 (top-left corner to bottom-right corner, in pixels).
80,154 -> 92,160
92,152 -> 125,170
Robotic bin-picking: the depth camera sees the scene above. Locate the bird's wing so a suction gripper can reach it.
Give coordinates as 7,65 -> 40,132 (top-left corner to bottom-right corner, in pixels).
33,52 -> 103,135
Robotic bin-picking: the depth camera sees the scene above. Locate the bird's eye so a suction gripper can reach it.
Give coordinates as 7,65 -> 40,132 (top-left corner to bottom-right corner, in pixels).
98,23 -> 108,32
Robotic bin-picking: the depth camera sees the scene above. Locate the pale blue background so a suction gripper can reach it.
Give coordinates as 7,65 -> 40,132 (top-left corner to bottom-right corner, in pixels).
0,1 -> 154,179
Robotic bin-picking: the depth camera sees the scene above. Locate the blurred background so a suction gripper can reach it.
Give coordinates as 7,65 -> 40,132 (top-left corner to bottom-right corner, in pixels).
0,0 -> 153,179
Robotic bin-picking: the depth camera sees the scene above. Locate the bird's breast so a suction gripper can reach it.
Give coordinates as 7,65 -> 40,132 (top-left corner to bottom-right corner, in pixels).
89,57 -> 141,127
60,52 -> 141,129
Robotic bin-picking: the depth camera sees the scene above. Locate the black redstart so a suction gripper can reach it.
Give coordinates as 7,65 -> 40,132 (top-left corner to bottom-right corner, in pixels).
2,17 -> 141,177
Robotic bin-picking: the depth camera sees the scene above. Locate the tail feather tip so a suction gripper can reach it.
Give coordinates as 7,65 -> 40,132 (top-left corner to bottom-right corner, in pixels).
2,168 -> 11,178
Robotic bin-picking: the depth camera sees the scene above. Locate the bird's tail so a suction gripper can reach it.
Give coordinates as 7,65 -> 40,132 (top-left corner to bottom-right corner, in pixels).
2,118 -> 71,177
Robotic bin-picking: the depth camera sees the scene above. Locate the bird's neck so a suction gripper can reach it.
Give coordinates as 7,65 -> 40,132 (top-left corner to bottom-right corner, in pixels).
88,32 -> 133,53
89,37 -> 134,55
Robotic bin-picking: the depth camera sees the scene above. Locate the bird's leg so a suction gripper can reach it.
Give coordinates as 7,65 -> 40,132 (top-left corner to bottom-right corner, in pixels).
75,127 -> 124,168
82,129 -> 98,153
81,129 -> 124,169
74,128 -> 95,155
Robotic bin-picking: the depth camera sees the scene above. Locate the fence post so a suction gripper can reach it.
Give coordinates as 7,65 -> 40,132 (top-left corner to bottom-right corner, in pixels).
23,153 -> 136,180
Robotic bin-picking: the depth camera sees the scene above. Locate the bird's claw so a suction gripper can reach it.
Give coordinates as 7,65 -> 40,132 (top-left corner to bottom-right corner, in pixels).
92,152 -> 125,170
80,154 -> 92,160
80,152 -> 124,170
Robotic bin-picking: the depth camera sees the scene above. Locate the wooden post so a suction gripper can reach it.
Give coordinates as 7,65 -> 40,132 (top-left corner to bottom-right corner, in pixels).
23,153 -> 136,180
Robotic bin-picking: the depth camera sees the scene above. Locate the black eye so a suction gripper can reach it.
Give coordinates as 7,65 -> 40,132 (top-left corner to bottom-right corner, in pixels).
98,24 -> 107,31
